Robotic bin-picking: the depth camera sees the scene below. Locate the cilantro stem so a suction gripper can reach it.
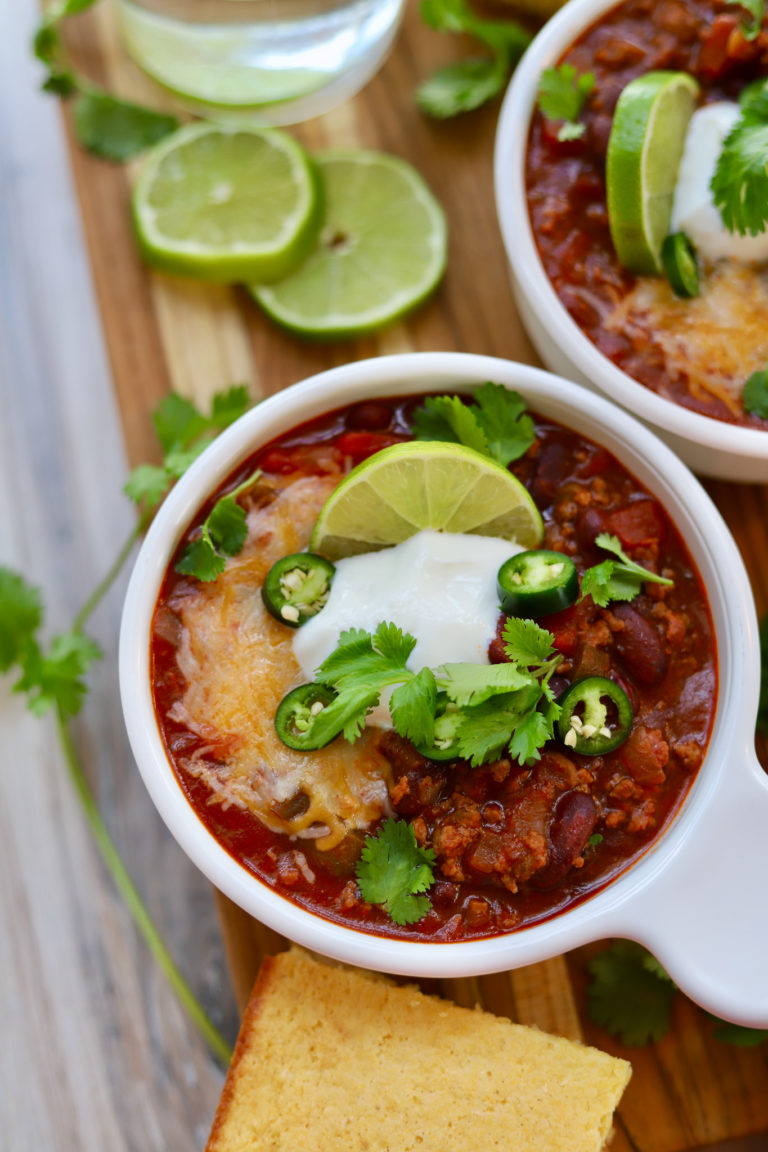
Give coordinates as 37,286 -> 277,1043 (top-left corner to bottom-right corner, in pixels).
72,517 -> 148,633
56,706 -> 233,1066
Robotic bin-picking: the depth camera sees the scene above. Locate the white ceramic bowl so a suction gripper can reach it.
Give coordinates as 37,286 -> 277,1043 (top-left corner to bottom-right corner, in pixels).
494,0 -> 768,483
120,352 -> 768,1027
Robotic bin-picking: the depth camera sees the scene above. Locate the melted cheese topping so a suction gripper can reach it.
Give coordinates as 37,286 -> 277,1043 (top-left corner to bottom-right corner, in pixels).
605,263 -> 768,416
167,472 -> 391,853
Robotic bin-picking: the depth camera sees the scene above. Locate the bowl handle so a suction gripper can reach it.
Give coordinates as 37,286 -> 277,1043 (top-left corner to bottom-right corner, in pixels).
604,746 -> 768,1029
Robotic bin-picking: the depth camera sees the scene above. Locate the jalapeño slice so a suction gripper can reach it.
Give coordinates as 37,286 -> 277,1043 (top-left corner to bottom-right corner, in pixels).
497,550 -> 579,617
262,552 -> 335,627
275,683 -> 338,750
556,677 -> 633,755
661,231 -> 700,298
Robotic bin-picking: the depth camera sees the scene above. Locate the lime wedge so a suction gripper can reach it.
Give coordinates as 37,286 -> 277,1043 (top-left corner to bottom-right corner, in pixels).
131,123 -> 321,282
250,151 -> 447,337
310,441 -> 544,561
606,71 -> 699,275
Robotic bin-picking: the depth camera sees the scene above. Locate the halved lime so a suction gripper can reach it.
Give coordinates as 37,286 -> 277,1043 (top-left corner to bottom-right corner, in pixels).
310,441 -> 544,561
249,151 -> 447,337
606,71 -> 699,275
131,122 -> 321,282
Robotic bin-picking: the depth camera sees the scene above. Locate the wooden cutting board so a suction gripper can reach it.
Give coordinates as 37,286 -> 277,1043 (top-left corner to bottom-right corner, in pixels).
59,3 -> 768,1149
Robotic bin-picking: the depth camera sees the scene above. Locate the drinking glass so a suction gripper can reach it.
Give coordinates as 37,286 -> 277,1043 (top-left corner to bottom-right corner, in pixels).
114,0 -> 406,125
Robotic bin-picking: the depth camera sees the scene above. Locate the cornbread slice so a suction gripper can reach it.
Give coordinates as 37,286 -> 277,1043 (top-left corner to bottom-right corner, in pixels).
206,949 -> 631,1152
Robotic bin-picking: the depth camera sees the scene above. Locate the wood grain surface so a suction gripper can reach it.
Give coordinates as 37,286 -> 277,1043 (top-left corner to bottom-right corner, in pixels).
3,1 -> 767,1150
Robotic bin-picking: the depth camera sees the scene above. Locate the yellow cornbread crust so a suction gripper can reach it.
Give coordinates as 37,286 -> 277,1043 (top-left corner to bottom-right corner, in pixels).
205,949 -> 631,1152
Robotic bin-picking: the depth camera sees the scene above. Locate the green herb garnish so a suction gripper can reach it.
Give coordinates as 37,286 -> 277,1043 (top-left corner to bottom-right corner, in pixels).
305,617 -> 561,769
412,382 -> 535,467
742,365 -> 768,418
537,64 -> 595,141
587,941 -> 678,1046
711,78 -> 768,237
580,533 -> 673,608
175,469 -> 262,582
356,819 -> 437,925
724,0 -> 765,40
0,385 -> 251,1066
33,0 -> 180,160
416,0 -> 531,118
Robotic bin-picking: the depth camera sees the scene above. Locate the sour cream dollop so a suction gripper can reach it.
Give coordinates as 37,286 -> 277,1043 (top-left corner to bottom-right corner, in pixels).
671,101 -> 768,264
292,529 -> 521,727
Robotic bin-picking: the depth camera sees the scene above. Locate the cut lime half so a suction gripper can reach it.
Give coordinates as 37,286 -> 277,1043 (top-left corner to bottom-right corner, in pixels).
606,70 -> 699,275
132,122 -> 321,282
250,151 -> 448,338
310,441 -> 544,561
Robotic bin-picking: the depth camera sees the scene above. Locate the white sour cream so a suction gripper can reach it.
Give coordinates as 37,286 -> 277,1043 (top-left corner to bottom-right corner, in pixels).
292,530 -> 520,727
671,101 -> 768,264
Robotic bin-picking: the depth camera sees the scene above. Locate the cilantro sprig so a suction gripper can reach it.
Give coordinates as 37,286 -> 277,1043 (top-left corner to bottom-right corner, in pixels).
1,385 -> 251,1066
175,468 -> 262,582
412,382 -> 535,467
356,819 -> 437,925
742,364 -> 768,418
537,64 -> 595,141
580,533 -> 673,608
724,0 -> 765,40
33,0 -> 180,160
711,78 -> 768,237
587,941 -> 768,1048
416,0 -> 532,118
306,616 -> 561,769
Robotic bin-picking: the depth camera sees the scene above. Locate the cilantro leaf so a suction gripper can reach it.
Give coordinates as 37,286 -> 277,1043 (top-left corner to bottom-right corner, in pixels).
501,616 -> 557,667
390,667 -> 437,746
417,0 -> 530,118
73,88 -> 179,162
175,468 -> 261,582
436,660 -> 531,707
15,630 -> 102,719
742,365 -> 768,418
579,532 -> 673,607
316,623 -> 416,690
0,569 -> 43,672
411,385 -> 534,467
587,941 -> 677,1046
411,394 -> 490,454
356,818 -> 436,925
472,383 -> 535,466
725,0 -> 764,38
537,64 -> 595,141
507,705 -> 555,765
125,389 -> 252,514
453,691 -> 535,766
711,1021 -> 768,1046
711,107 -> 768,237
416,58 -> 507,119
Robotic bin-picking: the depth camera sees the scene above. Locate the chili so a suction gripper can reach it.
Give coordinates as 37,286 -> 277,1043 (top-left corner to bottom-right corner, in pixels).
497,549 -> 579,617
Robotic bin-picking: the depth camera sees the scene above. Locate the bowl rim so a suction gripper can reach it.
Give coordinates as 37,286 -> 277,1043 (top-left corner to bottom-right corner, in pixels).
118,351 -> 758,978
493,0 -> 768,460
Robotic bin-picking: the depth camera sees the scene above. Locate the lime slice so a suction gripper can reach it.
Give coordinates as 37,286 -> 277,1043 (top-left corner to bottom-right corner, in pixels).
310,441 -> 544,561
250,151 -> 447,337
606,71 -> 699,275
131,123 -> 321,283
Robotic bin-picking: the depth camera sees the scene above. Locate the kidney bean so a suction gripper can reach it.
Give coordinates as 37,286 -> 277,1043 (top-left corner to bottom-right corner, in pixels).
534,791 -> 597,889
611,603 -> 668,686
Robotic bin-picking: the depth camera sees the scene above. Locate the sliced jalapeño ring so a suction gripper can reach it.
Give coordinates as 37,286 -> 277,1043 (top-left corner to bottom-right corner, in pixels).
262,552 -> 335,627
556,676 -> 633,756
497,549 -> 579,617
275,683 -> 339,751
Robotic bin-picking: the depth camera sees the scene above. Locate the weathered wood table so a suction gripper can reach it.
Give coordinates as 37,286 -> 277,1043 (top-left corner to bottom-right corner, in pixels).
3,1 -> 767,1149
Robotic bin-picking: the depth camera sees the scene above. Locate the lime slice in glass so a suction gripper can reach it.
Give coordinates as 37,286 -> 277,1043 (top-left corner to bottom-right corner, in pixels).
131,123 -> 321,282
250,151 -> 448,337
310,441 -> 544,561
606,70 -> 699,275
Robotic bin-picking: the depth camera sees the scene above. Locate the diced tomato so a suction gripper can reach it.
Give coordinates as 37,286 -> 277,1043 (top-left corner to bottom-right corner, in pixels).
606,500 -> 665,549
334,431 -> 401,465
697,12 -> 740,78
